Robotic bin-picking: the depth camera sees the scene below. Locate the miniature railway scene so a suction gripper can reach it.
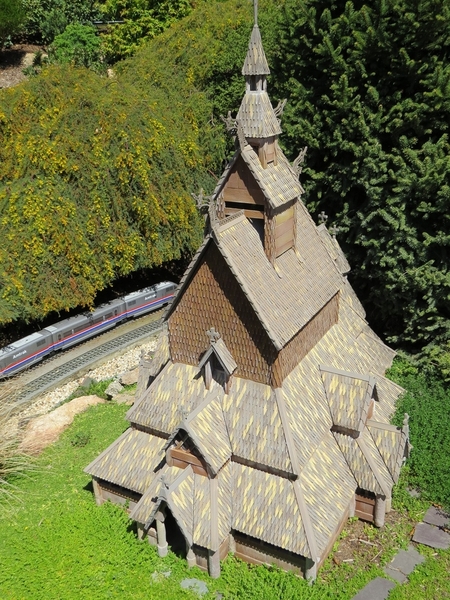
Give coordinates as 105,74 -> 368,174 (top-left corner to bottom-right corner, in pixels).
1,0 -> 450,599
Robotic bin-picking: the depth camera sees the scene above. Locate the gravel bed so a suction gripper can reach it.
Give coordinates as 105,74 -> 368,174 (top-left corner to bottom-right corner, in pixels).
15,338 -> 157,424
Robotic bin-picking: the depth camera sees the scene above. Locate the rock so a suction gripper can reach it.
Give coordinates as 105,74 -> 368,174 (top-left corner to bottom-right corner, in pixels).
151,570 -> 171,582
413,522 -> 450,550
80,376 -> 96,390
423,506 -> 450,528
113,393 -> 135,405
180,579 -> 209,597
352,577 -> 396,600
19,395 -> 105,455
104,380 -> 123,399
120,367 -> 139,386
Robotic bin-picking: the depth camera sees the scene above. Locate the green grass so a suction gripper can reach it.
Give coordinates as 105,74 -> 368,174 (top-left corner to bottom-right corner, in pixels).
0,401 -> 449,599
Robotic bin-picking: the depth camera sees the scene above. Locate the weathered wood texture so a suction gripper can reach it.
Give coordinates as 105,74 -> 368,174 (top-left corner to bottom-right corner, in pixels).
167,447 -> 208,476
275,204 -> 295,257
233,532 -> 305,575
94,478 -> 141,510
223,156 -> 266,207
169,243 -> 277,384
355,491 -> 376,523
272,293 -> 339,386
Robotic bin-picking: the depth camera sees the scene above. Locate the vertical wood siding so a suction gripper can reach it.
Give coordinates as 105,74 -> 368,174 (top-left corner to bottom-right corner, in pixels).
271,293 -> 339,387
168,244 -> 277,384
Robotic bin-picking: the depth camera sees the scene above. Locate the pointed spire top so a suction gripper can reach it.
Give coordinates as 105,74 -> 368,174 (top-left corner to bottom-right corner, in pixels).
242,14 -> 270,76
254,0 -> 258,25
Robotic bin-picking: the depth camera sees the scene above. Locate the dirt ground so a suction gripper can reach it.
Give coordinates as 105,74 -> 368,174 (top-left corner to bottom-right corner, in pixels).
0,45 -> 43,89
321,507 -> 417,582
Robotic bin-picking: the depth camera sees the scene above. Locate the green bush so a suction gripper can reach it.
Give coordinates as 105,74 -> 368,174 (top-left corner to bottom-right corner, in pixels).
0,0 -> 26,47
389,356 -> 450,509
49,24 -> 103,71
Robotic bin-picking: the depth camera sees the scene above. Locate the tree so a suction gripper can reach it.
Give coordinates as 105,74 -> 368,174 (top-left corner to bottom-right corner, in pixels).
272,0 -> 450,353
0,0 -> 25,47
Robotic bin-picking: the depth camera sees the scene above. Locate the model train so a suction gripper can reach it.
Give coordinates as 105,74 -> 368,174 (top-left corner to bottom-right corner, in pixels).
0,281 -> 177,379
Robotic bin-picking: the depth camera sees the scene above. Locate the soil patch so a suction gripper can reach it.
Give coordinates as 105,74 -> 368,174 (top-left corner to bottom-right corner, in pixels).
0,45 -> 43,89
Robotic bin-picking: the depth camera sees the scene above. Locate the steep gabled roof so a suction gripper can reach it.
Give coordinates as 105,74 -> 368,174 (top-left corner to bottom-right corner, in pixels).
320,366 -> 376,433
242,25 -> 270,76
84,429 -> 166,494
317,224 -> 351,275
165,396 -> 232,476
212,214 -> 341,349
240,145 -> 302,208
367,420 -> 408,483
198,337 -> 237,375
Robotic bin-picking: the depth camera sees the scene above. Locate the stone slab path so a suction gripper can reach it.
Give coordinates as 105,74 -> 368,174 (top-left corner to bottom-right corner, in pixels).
383,545 -> 425,583
352,577 -> 396,600
352,506 -> 450,599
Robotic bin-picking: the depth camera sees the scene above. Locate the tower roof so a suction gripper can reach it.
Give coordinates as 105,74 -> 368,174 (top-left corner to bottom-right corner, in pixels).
242,24 -> 270,76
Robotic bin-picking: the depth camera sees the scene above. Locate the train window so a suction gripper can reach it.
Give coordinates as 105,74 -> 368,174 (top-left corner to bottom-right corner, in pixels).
105,312 -> 113,319
73,325 -> 85,334
63,331 -> 72,339
128,300 -> 136,306
93,317 -> 103,325
36,338 -> 47,347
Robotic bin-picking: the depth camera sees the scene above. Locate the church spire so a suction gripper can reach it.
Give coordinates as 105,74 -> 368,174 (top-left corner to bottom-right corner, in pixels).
236,0 -> 281,143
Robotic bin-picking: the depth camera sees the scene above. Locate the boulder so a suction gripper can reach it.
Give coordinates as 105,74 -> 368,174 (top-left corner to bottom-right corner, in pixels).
104,380 -> 123,399
120,368 -> 139,386
20,395 -> 105,455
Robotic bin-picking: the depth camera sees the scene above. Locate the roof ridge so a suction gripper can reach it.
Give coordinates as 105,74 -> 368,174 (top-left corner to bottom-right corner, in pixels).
356,433 -> 392,497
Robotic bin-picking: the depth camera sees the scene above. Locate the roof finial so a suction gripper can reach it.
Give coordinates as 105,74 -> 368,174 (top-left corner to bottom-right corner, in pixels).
254,0 -> 258,26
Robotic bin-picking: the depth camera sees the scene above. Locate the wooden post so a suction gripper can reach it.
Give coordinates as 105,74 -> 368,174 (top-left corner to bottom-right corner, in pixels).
229,534 -> 236,554
385,496 -> 392,513
136,523 -> 145,540
92,478 -> 103,506
208,549 -> 221,579
186,543 -> 196,569
304,558 -> 317,582
156,516 -> 168,557
374,494 -> 386,528
349,493 -> 356,518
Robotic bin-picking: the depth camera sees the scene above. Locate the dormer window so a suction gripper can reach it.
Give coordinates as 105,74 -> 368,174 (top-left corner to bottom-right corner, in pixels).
198,328 -> 237,393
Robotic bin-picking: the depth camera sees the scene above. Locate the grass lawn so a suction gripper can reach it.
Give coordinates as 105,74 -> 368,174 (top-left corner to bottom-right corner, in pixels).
0,401 -> 449,599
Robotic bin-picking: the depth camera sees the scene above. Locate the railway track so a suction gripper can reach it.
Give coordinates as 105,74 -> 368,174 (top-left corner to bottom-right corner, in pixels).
3,313 -> 163,409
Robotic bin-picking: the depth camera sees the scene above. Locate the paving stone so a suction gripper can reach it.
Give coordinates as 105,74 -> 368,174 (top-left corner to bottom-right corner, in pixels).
407,487 -> 420,498
352,577 -> 396,600
423,506 -> 450,528
113,392 -> 135,405
413,522 -> 450,550
383,567 -> 407,584
180,578 -> 209,596
120,367 -> 139,386
388,545 -> 425,575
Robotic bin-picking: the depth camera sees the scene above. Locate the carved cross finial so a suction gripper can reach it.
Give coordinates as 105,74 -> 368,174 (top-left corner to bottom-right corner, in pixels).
236,120 -> 247,151
207,327 -> 220,344
292,146 -> 308,178
220,111 -> 237,133
318,211 -> 328,225
191,187 -> 211,213
254,0 -> 258,25
403,413 -> 410,429
330,224 -> 340,238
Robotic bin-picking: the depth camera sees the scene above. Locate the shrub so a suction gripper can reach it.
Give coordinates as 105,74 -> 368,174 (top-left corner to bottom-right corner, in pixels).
49,24 -> 104,71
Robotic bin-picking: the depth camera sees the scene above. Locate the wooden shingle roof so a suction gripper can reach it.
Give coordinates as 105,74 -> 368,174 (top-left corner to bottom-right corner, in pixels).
212,213 -> 341,349
84,429 -> 166,494
239,145 -> 302,208
242,24 -> 270,76
236,93 -> 282,139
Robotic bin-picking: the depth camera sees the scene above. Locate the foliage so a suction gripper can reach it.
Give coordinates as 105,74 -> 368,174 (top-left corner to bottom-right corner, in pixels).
271,0 -> 450,353
98,0 -> 193,62
48,24 -> 104,71
21,0 -> 101,44
0,55 -> 223,323
388,355 -> 450,509
0,0 -> 26,47
0,381 -> 33,503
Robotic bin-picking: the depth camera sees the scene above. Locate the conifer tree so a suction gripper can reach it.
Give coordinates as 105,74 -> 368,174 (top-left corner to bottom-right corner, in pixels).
274,0 -> 450,353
